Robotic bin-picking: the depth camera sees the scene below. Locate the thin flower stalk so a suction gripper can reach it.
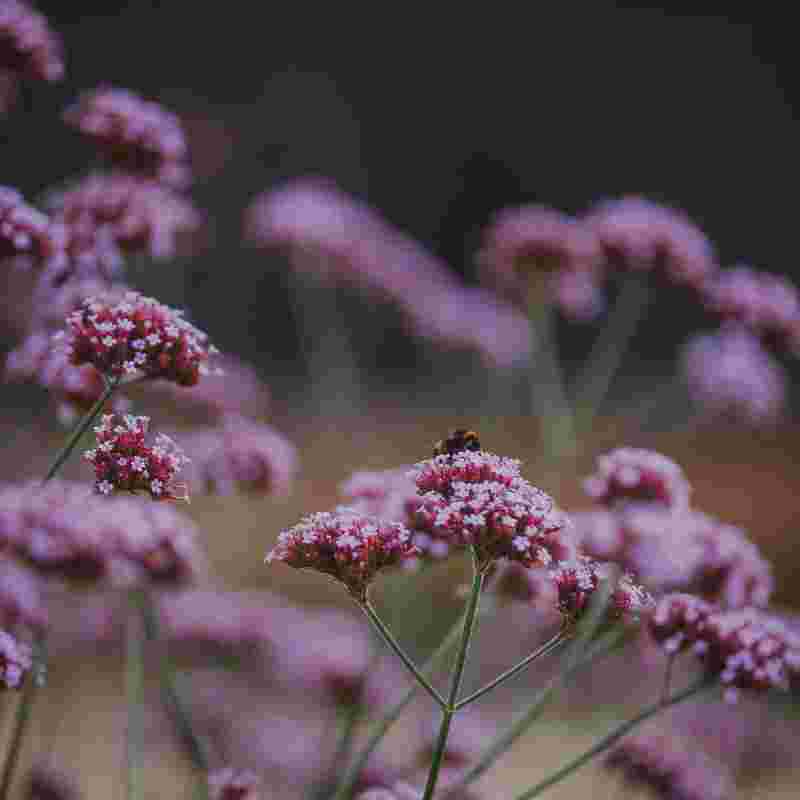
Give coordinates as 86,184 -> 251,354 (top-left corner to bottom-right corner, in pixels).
421,552 -> 485,800
126,590 -> 146,800
361,600 -> 447,710
510,676 -> 714,800
454,623 -> 569,711
333,607 -> 479,800
570,275 -> 652,433
447,626 -> 629,795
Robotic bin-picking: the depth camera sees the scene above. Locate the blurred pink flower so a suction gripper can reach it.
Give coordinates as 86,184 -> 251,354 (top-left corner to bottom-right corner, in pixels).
207,768 -> 259,800
1,185 -> 66,269
0,627 -> 31,688
63,88 -> 190,187
181,415 -> 297,497
0,559 -> 47,631
25,765 -> 81,800
681,324 -> 787,425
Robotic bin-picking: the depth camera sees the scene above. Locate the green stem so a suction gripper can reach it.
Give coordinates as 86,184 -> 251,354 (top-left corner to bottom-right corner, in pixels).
455,625 -> 568,711
43,377 -> 118,483
511,677 -> 712,800
447,626 -> 629,794
139,592 -> 210,775
361,601 -> 447,710
126,590 -> 146,800
570,276 -> 651,435
421,557 -> 484,800
333,610 -> 471,800
0,634 -> 45,800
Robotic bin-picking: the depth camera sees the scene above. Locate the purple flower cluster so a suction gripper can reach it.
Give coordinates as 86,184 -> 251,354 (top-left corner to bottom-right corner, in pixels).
1,185 -> 66,270
266,508 -> 419,601
0,627 -> 31,688
0,0 -> 63,113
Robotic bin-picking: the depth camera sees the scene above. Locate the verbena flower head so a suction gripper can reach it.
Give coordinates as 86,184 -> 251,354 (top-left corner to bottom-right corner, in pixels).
0,628 -> 31,688
479,204 -> 604,320
266,508 -> 419,601
681,324 -> 787,425
46,172 -> 200,262
414,480 -> 570,571
584,196 -> 717,289
0,0 -> 63,113
1,185 -> 66,268
583,448 -> 691,511
703,265 -> 800,355
207,768 -> 259,800
648,593 -> 716,656
63,290 -> 218,385
605,732 -> 734,800
0,560 -> 47,631
181,416 -> 298,497
84,413 -> 189,501
0,480 -> 203,585
63,88 -> 189,187
411,450 -> 522,495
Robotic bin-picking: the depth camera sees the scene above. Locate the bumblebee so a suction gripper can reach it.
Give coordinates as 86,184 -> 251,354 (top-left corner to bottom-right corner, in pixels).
433,429 -> 481,457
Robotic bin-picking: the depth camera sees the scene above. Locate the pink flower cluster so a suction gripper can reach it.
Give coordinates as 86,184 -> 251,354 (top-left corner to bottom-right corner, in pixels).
703,265 -> 800,356
181,415 -> 298,497
84,413 -> 189,501
207,768 -> 259,800
606,732 -> 733,800
0,480 -> 203,585
0,0 -> 63,113
681,324 -> 787,425
63,290 -> 218,385
0,627 -> 31,688
63,88 -> 189,188
582,447 -> 691,511
575,506 -> 773,609
410,451 -> 570,571
650,595 -> 800,700
266,508 -> 419,601
1,185 -> 66,269
46,172 -> 200,267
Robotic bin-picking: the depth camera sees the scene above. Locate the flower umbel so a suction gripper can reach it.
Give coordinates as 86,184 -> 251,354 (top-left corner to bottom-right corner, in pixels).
266,508 -> 419,601
63,289 -> 217,384
84,413 -> 189,501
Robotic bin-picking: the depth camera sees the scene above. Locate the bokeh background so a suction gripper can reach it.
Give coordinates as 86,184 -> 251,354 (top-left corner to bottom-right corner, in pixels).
4,4 -> 800,799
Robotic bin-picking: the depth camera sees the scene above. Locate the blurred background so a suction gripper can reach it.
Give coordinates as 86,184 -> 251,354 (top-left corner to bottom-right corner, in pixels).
4,3 -> 800,799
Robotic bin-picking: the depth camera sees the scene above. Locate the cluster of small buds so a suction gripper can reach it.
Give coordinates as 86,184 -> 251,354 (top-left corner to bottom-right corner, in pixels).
63,88 -> 189,187
181,416 -> 298,497
207,768 -> 259,800
63,290 -> 218,384
1,185 -> 66,269
46,172 -> 200,264
549,558 -> 654,622
605,732 -> 734,800
85,413 -> 189,501
0,0 -> 63,113
702,265 -> 800,355
266,508 -> 419,602
0,480 -> 203,585
583,196 -> 718,290
478,204 -> 605,320
648,593 -> 716,656
0,628 -> 32,688
5,330 -> 130,424
414,480 -> 571,571
575,507 -> 773,608
680,324 -> 787,425
583,448 -> 691,511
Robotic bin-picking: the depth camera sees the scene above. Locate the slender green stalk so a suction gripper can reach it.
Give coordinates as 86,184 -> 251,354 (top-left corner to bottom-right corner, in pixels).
333,609 -> 473,800
0,634 -> 45,800
361,601 -> 447,710
421,558 -> 485,800
0,383 -> 118,800
139,592 -> 210,774
447,626 -> 630,794
570,275 -> 652,434
455,625 -> 568,711
43,377 -> 118,483
126,590 -> 146,800
512,676 -> 713,800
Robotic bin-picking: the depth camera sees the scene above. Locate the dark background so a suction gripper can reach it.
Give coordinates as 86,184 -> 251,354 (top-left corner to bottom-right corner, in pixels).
3,4 -> 799,398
